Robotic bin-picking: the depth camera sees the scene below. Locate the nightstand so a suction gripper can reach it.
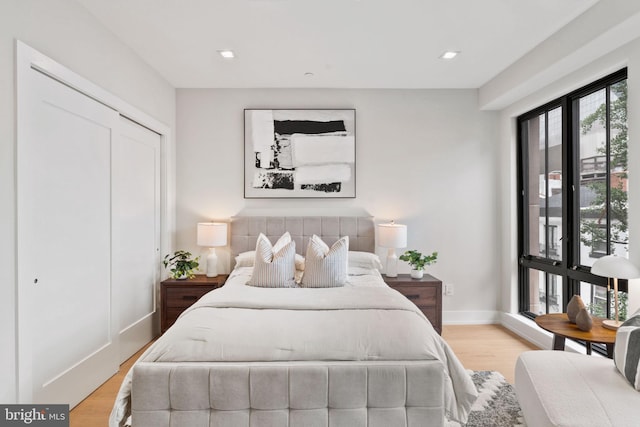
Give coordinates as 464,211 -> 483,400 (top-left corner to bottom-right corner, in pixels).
384,274 -> 442,335
161,274 -> 228,333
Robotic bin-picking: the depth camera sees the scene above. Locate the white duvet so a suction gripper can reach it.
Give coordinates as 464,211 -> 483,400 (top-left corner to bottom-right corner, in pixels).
110,267 -> 478,426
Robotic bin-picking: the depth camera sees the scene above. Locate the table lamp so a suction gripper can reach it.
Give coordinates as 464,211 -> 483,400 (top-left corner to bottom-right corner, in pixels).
197,222 -> 228,277
590,254 -> 640,330
378,221 -> 407,278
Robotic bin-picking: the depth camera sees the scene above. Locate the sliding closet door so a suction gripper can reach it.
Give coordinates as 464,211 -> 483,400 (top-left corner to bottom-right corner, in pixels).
113,117 -> 161,363
17,69 -> 119,406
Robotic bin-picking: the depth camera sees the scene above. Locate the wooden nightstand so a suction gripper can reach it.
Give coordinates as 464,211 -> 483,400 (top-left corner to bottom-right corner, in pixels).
161,274 -> 228,333
384,274 -> 442,335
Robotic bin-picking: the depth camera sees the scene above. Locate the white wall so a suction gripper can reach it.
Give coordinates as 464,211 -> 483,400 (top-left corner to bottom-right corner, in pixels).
176,89 -> 500,323
0,0 -> 175,403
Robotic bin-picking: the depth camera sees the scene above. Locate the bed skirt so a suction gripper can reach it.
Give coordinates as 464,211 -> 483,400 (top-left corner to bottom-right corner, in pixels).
131,360 -> 445,427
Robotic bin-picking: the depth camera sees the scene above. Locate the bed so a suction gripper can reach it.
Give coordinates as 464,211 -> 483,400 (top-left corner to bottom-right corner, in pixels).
109,216 -> 477,427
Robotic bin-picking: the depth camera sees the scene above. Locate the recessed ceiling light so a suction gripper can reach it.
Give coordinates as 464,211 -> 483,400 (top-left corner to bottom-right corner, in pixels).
218,50 -> 235,59
439,51 -> 459,60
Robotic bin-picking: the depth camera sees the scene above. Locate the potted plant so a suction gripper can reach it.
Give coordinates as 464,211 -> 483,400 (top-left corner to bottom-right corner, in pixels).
399,250 -> 438,279
163,250 -> 200,280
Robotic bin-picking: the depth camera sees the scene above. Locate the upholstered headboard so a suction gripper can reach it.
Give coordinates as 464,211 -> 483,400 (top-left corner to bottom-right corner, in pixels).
230,216 -> 375,257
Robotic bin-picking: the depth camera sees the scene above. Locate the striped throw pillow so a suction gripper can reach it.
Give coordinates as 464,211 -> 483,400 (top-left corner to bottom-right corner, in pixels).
247,233 -> 297,288
300,235 -> 349,288
614,309 -> 640,390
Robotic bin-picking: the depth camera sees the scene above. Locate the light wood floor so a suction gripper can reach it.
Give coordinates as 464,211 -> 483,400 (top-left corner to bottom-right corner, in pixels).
70,324 -> 539,426
442,324 -> 540,384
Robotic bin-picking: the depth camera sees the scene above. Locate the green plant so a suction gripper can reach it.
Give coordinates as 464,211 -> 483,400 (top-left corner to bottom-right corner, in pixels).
163,250 -> 200,279
399,250 -> 438,271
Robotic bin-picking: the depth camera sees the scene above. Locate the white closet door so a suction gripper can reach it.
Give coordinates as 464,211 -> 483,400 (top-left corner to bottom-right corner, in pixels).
113,117 -> 161,363
17,69 -> 119,406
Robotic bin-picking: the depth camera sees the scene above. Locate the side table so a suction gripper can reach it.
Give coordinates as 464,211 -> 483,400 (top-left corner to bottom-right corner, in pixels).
383,274 -> 442,335
535,313 -> 616,358
161,274 -> 228,333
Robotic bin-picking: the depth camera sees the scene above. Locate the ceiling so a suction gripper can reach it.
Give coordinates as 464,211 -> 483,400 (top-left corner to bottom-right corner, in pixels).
75,0 -> 600,89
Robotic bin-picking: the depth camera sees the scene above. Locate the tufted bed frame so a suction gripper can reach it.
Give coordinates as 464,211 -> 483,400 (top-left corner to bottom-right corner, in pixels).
129,216 -> 446,427
229,216 -> 377,257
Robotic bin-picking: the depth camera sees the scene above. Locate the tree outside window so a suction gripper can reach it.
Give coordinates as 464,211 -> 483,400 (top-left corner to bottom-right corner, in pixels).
578,80 -> 629,320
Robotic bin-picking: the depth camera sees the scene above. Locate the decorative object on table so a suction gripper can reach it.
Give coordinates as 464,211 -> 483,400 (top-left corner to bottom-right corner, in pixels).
197,222 -> 228,277
575,307 -> 593,331
163,250 -> 200,280
244,109 -> 356,198
566,294 -> 586,323
444,370 -> 525,427
590,254 -> 640,330
377,221 -> 407,278
399,249 -> 438,279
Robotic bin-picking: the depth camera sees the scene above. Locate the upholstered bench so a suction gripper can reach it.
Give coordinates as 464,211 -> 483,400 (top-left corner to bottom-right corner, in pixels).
129,360 -> 446,427
515,350 -> 640,427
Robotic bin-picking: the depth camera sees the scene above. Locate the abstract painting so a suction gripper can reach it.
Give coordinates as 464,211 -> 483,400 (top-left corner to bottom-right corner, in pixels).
244,109 -> 356,198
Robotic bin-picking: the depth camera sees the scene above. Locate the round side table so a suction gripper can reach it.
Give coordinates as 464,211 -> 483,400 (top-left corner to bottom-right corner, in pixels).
535,313 -> 616,358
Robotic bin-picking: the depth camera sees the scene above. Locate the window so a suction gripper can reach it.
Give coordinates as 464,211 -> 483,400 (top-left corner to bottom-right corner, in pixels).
518,69 -> 629,321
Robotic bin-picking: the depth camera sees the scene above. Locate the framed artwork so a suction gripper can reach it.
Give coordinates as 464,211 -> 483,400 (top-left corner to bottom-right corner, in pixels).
244,109 -> 356,198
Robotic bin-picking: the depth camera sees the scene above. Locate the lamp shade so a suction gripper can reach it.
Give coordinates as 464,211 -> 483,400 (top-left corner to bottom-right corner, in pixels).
591,255 -> 640,280
378,222 -> 407,248
197,222 -> 228,247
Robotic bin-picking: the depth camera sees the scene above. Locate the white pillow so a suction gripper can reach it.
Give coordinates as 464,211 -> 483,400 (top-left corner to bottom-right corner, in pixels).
348,251 -> 383,270
235,250 -> 305,270
234,251 -> 256,268
300,235 -> 349,288
247,233 -> 297,288
614,308 -> 640,390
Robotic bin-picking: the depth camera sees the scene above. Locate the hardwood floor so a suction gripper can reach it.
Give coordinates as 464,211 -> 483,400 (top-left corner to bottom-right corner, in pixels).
442,324 -> 540,384
69,324 -> 539,426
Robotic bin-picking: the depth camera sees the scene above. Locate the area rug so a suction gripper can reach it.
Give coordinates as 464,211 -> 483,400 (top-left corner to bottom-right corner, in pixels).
446,370 -> 527,427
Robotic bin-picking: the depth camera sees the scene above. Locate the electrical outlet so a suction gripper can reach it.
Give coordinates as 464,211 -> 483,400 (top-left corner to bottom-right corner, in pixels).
445,284 -> 454,296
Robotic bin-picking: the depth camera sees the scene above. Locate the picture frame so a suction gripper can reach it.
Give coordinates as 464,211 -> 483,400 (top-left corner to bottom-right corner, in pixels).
244,109 -> 356,198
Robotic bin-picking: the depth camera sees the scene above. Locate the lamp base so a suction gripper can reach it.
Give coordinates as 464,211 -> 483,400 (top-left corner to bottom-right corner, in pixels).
386,248 -> 398,278
602,319 -> 622,330
206,248 -> 218,278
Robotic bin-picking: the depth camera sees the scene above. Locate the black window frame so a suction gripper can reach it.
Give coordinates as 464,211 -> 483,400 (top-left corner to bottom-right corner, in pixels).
517,68 -> 628,322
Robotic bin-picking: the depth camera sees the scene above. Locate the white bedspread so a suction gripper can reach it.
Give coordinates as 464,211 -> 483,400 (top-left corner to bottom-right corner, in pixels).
110,267 -> 477,426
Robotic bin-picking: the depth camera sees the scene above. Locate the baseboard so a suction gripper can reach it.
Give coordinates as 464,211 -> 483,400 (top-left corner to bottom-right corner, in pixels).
500,313 -> 549,349
119,312 -> 156,364
443,310 -> 501,325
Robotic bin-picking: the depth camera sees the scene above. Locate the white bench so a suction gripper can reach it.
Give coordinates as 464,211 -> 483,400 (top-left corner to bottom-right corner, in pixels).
515,351 -> 640,427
